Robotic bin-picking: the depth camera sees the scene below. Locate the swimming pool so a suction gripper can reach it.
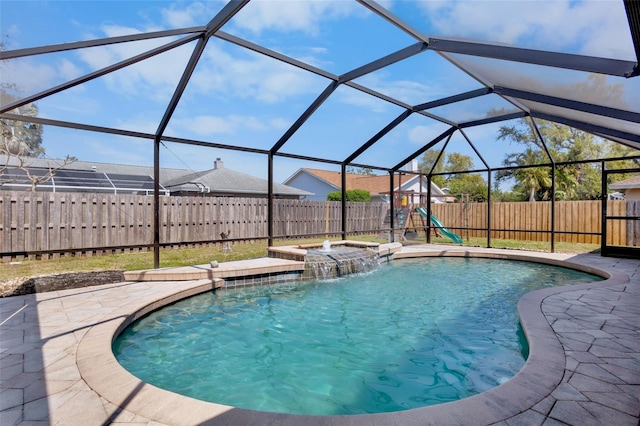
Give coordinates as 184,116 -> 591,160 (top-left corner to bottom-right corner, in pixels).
113,257 -> 602,415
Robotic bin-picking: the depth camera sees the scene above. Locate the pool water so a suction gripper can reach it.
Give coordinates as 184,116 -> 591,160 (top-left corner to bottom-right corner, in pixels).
113,258 -> 601,415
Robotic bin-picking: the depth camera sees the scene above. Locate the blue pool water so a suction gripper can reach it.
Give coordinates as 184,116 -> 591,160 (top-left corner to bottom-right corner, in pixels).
113,257 -> 601,415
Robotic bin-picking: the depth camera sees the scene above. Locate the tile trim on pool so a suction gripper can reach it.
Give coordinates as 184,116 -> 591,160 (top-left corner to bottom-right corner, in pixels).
76,247 -> 632,425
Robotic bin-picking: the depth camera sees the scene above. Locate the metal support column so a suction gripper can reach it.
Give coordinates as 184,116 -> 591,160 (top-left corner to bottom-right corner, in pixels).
341,164 -> 347,241
601,160 -> 607,255
550,166 -> 556,253
153,136 -> 160,269
427,174 -> 432,244
389,171 -> 395,242
268,153 -> 274,247
531,118 -> 556,253
487,170 -> 492,248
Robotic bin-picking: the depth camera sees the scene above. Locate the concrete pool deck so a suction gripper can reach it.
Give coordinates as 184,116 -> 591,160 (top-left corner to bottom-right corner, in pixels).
1,245 -> 638,425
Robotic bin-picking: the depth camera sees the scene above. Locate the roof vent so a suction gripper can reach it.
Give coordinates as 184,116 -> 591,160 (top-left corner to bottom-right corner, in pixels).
214,158 -> 223,169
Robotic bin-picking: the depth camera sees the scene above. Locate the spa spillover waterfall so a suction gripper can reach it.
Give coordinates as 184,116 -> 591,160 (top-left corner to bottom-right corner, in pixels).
304,240 -> 380,280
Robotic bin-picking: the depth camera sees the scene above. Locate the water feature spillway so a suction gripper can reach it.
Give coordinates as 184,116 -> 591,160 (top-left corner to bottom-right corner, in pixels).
304,245 -> 379,280
267,240 -> 386,281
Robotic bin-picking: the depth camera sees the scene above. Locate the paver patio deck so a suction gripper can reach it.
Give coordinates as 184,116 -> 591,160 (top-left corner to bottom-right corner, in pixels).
1,245 -> 638,425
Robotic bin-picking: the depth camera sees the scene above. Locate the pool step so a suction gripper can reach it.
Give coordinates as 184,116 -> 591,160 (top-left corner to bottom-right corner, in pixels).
123,257 -> 305,282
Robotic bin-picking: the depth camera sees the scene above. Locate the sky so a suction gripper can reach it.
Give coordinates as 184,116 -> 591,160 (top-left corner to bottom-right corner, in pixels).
1,0 -> 637,184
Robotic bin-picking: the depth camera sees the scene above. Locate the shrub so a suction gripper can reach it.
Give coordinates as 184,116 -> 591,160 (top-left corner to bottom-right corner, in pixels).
327,189 -> 371,202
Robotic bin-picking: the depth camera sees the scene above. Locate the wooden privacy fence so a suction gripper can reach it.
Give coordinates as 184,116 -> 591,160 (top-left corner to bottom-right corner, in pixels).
271,199 -> 388,237
623,200 -> 640,247
2,191 -> 638,259
0,192 -> 388,259
431,200 -> 637,246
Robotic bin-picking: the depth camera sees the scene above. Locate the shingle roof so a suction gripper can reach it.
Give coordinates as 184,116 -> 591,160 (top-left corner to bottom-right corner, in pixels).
609,175 -> 640,189
302,168 -> 439,195
165,167 -> 312,196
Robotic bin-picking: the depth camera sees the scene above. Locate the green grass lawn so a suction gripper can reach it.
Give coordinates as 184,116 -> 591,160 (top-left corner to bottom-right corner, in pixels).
423,236 -> 600,254
1,235 -> 599,284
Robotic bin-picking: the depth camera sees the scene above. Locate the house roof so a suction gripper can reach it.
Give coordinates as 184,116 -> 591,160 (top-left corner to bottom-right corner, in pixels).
609,175 -> 640,190
299,168 -> 445,195
164,166 -> 312,196
0,155 -> 312,196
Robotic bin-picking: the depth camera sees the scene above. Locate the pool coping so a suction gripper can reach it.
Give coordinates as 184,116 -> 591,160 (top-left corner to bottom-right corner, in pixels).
76,246 -> 632,425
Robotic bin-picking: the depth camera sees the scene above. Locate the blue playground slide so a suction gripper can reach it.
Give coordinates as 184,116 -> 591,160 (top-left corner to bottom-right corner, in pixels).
416,207 -> 463,245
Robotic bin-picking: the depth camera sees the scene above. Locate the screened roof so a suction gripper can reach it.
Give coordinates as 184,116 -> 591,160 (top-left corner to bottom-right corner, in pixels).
0,167 -> 163,194
0,0 -> 639,177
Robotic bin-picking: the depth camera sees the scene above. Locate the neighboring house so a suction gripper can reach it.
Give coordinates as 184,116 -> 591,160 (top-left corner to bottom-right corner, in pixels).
609,176 -> 640,201
0,156 -> 312,199
283,167 -> 451,203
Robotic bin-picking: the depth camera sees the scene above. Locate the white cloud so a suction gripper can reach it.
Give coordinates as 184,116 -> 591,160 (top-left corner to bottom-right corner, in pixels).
407,123 -> 447,145
570,2 -> 634,59
0,58 -> 72,96
37,6 -> 339,114
414,0 -> 634,60
57,59 -> 84,82
336,88 -> 388,112
268,117 -> 290,130
40,93 -> 102,118
170,114 -> 286,137
190,41 -> 324,104
161,2 -> 224,28
231,0 -> 358,35
85,138 -> 151,165
355,72 -> 444,106
176,115 -> 235,135
112,118 -> 162,134
308,47 -> 329,55
76,25 -> 194,102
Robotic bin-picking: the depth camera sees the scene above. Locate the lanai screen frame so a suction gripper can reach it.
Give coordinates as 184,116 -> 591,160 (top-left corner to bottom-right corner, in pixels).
1,0 -> 639,267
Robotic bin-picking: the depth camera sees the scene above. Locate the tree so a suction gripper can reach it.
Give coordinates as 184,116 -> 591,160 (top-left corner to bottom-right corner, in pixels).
443,152 -> 474,176
419,150 -> 489,201
0,92 -> 76,191
447,173 -> 488,202
346,166 -> 375,176
0,85 -> 45,156
1,40 -> 76,191
1,111 -> 77,191
495,118 -> 637,201
0,40 -> 44,156
604,142 -> 640,184
497,147 -> 551,201
418,149 -> 446,188
327,189 -> 371,202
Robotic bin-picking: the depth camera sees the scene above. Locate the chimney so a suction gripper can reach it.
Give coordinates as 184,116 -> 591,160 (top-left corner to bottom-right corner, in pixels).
214,158 -> 223,169
405,159 -> 418,172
